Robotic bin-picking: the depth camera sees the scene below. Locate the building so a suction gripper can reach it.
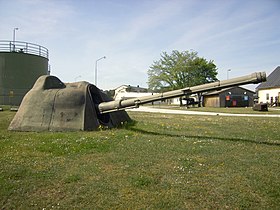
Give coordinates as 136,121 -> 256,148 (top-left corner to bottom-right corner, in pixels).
114,85 -> 152,100
0,40 -> 49,106
203,86 -> 255,107
113,85 -> 166,105
256,66 -> 280,105
167,94 -> 198,106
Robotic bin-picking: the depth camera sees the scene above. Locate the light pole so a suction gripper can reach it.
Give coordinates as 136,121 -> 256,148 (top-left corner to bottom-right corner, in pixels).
227,69 -> 231,79
13,27 -> 19,51
95,56 -> 106,86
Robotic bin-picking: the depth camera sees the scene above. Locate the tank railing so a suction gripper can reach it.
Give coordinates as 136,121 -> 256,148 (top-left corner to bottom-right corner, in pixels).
0,40 -> 48,59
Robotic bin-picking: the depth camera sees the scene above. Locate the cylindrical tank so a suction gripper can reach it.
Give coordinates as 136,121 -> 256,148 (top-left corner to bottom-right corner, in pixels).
0,40 -> 49,106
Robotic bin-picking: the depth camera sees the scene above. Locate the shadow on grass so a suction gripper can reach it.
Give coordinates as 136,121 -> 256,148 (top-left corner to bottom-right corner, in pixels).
127,127 -> 280,147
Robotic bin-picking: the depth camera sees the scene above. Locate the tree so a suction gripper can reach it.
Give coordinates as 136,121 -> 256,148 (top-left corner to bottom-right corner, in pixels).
148,50 -> 218,92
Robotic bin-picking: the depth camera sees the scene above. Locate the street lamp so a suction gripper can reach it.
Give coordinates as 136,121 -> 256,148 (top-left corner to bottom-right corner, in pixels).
227,69 -> 231,79
13,27 -> 19,51
95,56 -> 106,86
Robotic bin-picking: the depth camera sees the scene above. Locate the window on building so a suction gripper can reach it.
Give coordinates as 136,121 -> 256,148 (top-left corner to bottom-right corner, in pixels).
266,93 -> 269,100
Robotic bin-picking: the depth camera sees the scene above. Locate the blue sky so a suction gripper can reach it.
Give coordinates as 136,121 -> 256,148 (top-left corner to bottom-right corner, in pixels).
1,0 -> 279,90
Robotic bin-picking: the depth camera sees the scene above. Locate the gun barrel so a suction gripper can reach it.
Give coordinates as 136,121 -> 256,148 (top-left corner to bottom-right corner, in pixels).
98,72 -> 266,113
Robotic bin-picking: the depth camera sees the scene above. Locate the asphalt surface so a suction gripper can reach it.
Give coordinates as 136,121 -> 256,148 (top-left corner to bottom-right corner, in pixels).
128,106 -> 280,118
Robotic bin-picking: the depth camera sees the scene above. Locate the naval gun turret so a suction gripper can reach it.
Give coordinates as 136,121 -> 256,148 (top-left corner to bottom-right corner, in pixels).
8,72 -> 266,131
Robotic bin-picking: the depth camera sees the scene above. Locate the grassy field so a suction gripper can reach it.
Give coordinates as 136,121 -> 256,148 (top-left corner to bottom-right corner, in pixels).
0,109 -> 279,209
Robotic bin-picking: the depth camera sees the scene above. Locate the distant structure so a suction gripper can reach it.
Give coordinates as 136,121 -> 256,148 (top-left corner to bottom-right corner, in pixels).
256,66 -> 280,106
203,86 -> 255,107
114,85 -> 152,100
113,85 -> 163,105
0,40 -> 49,106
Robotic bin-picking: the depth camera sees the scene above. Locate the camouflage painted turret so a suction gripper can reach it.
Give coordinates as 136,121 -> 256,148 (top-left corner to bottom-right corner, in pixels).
9,72 -> 266,131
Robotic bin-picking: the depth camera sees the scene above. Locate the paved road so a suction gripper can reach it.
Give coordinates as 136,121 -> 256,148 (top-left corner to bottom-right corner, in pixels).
128,106 -> 280,118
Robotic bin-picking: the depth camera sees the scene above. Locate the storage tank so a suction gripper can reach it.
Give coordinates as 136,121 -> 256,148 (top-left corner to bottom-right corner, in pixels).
0,40 -> 49,106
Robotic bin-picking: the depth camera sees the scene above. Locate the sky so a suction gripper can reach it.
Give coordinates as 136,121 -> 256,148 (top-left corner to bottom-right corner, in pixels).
0,0 -> 279,90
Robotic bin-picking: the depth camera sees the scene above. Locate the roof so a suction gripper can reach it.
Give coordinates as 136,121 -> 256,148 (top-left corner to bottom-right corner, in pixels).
257,66 -> 280,89
114,85 -> 148,93
203,86 -> 255,96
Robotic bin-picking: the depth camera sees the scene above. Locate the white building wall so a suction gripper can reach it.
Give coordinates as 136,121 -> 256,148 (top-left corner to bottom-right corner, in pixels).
113,85 -> 198,106
258,88 -> 280,103
170,97 -> 180,105
114,92 -> 153,100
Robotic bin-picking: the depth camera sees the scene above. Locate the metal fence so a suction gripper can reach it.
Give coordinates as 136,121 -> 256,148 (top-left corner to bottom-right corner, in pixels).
0,40 -> 48,59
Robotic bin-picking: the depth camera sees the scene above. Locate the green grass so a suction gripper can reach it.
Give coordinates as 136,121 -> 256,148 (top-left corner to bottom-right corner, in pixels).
0,110 -> 279,209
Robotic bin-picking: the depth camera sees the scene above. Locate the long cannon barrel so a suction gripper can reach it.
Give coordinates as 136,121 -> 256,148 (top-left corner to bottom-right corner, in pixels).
98,72 -> 266,113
